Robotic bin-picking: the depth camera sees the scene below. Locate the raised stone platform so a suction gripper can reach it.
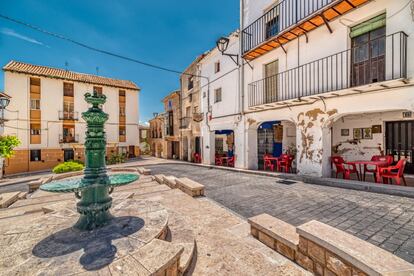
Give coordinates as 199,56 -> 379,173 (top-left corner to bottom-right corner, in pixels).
249,213 -> 414,276
0,199 -> 173,275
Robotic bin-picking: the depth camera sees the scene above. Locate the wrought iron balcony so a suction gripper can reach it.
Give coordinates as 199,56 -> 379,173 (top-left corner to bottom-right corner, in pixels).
242,0 -> 371,59
180,117 -> 191,129
59,134 -> 79,144
59,111 -> 79,120
248,32 -> 408,107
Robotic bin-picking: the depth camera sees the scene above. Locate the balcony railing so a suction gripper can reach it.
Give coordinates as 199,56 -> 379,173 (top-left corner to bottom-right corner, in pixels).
242,0 -> 339,54
59,134 -> 79,144
248,32 -> 408,107
180,117 -> 191,129
59,111 -> 79,120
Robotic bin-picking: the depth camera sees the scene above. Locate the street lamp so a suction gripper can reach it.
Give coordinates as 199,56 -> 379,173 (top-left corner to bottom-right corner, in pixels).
0,94 -> 10,127
216,36 -> 239,66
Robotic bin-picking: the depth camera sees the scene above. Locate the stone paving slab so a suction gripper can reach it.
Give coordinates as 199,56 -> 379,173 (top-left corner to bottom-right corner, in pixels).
145,163 -> 414,264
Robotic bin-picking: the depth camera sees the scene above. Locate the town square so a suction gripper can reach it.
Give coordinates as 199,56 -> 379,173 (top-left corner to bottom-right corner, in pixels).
1,0 -> 414,275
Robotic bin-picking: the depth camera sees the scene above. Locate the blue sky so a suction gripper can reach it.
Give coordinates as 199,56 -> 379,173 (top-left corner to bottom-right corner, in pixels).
0,0 -> 239,123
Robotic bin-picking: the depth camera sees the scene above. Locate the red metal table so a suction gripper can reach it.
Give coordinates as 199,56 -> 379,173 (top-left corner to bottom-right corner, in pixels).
265,157 -> 280,171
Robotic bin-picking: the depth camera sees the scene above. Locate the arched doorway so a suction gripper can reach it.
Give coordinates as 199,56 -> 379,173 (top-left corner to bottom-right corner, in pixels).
214,130 -> 235,167
257,121 -> 297,171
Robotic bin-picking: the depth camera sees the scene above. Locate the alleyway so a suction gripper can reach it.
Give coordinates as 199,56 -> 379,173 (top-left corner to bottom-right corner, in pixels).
145,163 -> 414,263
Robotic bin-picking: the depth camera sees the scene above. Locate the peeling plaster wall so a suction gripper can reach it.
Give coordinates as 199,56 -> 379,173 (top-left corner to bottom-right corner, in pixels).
332,111 -> 412,162
295,108 -> 337,177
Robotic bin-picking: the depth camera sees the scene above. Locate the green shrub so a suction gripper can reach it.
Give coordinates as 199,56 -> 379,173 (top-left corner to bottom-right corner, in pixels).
107,153 -> 126,165
53,161 -> 84,174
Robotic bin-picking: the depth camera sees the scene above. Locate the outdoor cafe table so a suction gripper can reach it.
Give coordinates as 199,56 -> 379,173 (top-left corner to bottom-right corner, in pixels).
220,156 -> 230,166
265,156 -> 280,171
347,160 -> 388,183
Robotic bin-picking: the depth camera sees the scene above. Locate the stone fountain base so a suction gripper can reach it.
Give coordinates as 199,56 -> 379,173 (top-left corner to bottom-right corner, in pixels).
0,198 -> 173,275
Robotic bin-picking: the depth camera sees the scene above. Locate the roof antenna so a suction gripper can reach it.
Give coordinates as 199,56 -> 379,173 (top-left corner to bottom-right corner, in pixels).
96,66 -> 99,75
65,61 -> 69,71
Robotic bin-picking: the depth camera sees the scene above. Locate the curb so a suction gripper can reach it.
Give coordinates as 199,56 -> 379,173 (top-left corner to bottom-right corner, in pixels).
142,161 -> 414,199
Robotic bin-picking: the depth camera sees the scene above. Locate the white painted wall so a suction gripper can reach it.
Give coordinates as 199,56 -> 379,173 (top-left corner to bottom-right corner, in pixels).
243,0 -> 414,110
199,32 -> 244,166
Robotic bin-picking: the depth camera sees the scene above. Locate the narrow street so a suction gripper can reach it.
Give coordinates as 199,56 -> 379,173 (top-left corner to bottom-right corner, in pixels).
145,163 -> 414,263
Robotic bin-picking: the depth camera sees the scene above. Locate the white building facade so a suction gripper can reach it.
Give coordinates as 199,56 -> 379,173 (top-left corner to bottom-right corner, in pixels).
199,0 -> 414,178
3,61 -> 140,174
199,32 -> 246,167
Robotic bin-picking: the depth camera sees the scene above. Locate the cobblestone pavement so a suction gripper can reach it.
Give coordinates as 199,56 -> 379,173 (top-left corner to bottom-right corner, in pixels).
145,163 -> 414,263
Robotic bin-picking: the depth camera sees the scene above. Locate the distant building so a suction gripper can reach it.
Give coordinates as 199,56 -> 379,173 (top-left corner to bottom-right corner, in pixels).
2,60 -> 141,175
148,90 -> 181,159
179,54 -> 206,162
139,124 -> 150,154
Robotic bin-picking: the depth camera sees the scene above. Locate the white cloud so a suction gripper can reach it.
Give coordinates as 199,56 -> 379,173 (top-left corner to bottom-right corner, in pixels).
1,28 -> 50,48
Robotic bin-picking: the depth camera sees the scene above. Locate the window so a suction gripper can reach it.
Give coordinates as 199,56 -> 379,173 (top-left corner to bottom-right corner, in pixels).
30,99 -> 40,110
215,61 -> 221,73
63,101 -> 74,112
30,78 -> 41,94
214,88 -> 222,103
119,106 -> 126,116
119,126 -> 126,136
119,90 -> 126,97
30,124 -> 41,135
93,86 -> 103,95
188,76 -> 194,90
63,83 -> 74,97
30,149 -> 41,162
193,106 -> 199,113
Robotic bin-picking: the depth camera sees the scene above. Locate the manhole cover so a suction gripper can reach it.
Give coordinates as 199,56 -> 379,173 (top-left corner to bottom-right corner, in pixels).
275,179 -> 296,185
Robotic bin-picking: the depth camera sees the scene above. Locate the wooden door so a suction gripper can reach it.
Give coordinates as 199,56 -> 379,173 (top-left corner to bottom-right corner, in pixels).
352,27 -> 385,87
264,60 -> 278,104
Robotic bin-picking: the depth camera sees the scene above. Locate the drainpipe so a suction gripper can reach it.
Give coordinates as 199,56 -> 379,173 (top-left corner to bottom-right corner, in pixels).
240,0 -> 247,169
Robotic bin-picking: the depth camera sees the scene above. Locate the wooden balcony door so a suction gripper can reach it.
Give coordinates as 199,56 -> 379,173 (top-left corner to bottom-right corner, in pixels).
264,60 -> 278,104
351,26 -> 386,87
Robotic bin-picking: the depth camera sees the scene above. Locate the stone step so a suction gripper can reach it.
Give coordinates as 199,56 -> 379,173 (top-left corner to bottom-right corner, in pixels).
109,239 -> 183,276
137,167 -> 151,175
167,212 -> 197,275
248,213 -> 299,260
0,192 -> 21,208
163,176 -> 177,189
175,177 -> 205,197
154,174 -> 166,184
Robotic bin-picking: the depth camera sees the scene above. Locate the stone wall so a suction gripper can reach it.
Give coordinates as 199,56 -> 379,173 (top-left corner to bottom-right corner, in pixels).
249,214 -> 414,276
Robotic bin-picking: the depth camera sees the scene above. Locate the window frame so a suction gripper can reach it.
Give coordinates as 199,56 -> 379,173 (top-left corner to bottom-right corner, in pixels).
214,61 -> 221,73
30,99 -> 41,110
30,149 -> 41,162
214,88 -> 222,103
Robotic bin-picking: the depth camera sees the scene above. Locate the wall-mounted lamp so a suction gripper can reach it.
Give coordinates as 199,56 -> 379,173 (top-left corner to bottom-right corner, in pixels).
216,37 -> 239,66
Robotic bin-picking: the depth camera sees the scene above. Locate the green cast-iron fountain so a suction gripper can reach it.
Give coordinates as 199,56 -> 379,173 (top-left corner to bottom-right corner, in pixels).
40,91 -> 139,230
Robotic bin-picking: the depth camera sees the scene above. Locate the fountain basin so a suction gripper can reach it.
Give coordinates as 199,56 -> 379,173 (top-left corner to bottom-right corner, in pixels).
40,173 -> 139,193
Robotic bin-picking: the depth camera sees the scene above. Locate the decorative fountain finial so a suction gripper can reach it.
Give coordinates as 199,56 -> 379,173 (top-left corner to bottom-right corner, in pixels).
40,91 -> 138,231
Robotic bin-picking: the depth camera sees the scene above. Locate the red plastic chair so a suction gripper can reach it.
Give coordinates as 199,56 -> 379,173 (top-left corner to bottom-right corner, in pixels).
193,153 -> 201,163
277,155 -> 294,173
379,159 -> 407,186
263,155 -> 274,171
215,155 -> 223,166
227,156 -> 235,167
331,156 -> 359,180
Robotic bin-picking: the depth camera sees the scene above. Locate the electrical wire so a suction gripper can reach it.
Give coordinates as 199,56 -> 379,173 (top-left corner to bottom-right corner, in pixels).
0,13 -> 207,79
